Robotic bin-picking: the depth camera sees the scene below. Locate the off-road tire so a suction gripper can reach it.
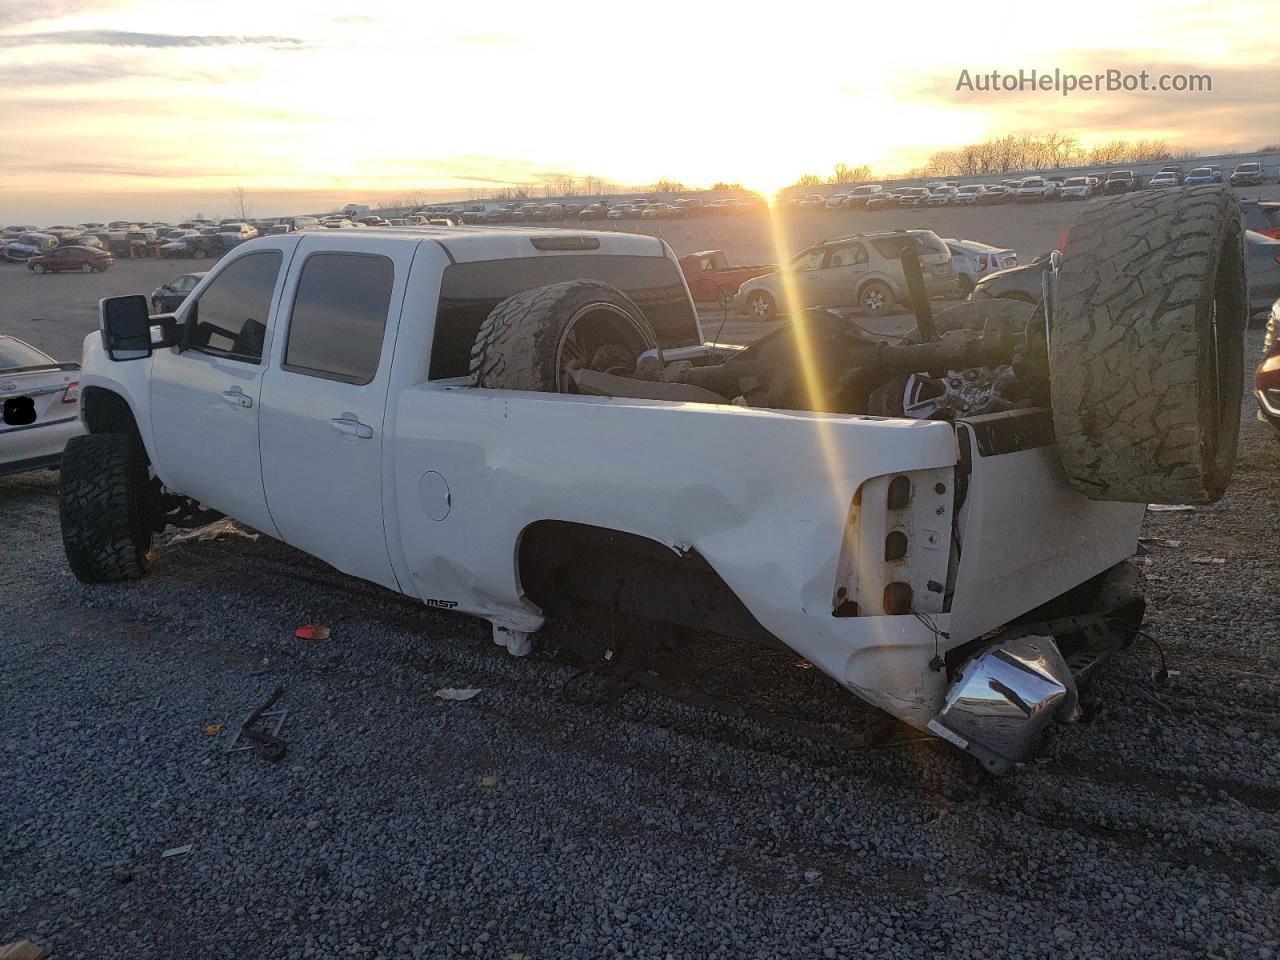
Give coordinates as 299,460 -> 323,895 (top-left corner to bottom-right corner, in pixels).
1051,185 -> 1246,504
470,280 -> 658,392
60,434 -> 155,582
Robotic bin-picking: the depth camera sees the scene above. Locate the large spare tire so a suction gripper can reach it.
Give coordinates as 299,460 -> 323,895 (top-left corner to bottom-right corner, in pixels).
1050,185 -> 1246,504
470,280 -> 659,392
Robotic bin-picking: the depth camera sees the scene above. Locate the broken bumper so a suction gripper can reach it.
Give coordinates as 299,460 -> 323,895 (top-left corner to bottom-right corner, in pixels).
928,634 -> 1078,775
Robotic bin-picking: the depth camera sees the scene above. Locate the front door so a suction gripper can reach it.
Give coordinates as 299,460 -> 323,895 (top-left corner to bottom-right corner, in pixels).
812,241 -> 869,307
258,238 -> 411,592
149,246 -> 290,534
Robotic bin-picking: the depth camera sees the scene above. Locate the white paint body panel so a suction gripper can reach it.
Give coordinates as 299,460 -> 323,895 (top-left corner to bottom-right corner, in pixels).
75,227 -> 1144,732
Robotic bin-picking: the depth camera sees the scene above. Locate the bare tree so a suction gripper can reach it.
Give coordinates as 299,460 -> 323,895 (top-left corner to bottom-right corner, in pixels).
829,163 -> 872,184
791,173 -> 824,187
230,186 -> 253,221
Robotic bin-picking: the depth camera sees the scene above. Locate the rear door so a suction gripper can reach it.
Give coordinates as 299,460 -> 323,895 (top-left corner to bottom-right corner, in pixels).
257,237 -> 412,591
149,242 -> 292,534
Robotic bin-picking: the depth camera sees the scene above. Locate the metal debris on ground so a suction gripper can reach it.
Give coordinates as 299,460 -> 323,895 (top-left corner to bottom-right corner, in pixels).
227,686 -> 289,762
1190,557 -> 1227,565
1138,537 -> 1183,548
166,518 -> 260,544
1146,504 -> 1197,512
435,688 -> 482,701
161,844 -> 193,859
294,624 -> 330,641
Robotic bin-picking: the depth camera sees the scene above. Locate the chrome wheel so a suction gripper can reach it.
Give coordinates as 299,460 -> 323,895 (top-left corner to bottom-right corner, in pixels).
554,303 -> 654,393
747,292 -> 775,320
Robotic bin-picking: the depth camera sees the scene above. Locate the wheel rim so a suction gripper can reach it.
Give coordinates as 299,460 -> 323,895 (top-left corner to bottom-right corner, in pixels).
82,263 -> 92,273
33,264 -> 43,273
864,287 -> 885,313
749,294 -> 772,318
554,303 -> 654,393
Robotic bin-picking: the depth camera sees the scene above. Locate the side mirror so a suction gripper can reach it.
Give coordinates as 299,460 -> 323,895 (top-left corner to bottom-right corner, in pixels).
99,295 -> 152,361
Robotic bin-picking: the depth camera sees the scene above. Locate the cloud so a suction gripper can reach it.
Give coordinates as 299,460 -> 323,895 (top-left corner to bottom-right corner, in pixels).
0,59 -> 137,86
0,1 -> 109,29
0,30 -> 305,49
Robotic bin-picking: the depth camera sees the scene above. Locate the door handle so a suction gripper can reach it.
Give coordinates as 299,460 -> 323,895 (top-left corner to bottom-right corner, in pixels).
329,417 -> 373,439
221,387 -> 253,408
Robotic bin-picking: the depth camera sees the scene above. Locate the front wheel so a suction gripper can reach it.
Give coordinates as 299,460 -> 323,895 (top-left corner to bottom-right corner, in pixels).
859,280 -> 895,316
32,263 -> 45,274
745,291 -> 776,321
60,434 -> 155,582
81,262 -> 93,273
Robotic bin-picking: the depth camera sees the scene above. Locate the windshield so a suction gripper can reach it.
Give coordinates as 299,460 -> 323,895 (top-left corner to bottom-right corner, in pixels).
958,186 -> 981,192
869,232 -> 947,258
1190,168 -> 1211,175
0,337 -> 55,370
1064,178 -> 1086,186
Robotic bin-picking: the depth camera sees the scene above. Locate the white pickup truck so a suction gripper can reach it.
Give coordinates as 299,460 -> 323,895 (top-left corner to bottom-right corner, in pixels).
61,187 -> 1248,773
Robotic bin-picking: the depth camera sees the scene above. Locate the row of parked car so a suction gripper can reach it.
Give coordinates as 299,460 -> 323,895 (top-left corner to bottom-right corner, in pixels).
791,162 -> 1273,211
0,219 -> 271,267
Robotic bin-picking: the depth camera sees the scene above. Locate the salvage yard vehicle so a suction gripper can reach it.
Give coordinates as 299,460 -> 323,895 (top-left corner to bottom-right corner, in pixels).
1257,299 -> 1280,436
734,229 -> 957,319
678,249 -> 775,304
1059,176 -> 1097,199
1,336 -> 82,477
1103,170 -> 1138,194
61,186 -> 1247,775
28,245 -> 113,274
1014,176 -> 1058,202
4,232 -> 58,262
943,238 -> 1017,294
1231,162 -> 1266,187
150,272 -> 207,313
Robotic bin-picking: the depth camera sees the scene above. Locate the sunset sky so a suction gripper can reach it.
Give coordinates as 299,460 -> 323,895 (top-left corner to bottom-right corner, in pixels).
1,0 -> 1276,222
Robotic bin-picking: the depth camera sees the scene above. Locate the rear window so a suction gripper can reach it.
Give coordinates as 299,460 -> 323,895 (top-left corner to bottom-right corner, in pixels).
429,254 -> 698,380
869,233 -> 948,258
0,338 -> 54,371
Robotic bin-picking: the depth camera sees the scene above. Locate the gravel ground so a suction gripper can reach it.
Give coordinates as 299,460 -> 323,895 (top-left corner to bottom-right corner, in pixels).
2,334 -> 1278,960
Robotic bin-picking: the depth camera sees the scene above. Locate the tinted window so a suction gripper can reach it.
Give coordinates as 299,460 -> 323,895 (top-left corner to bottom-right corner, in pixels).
284,253 -> 393,385
430,254 -> 698,380
187,251 -> 281,363
870,233 -> 947,258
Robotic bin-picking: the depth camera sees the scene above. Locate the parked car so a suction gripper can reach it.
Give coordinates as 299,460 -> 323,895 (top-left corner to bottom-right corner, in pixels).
1015,177 -> 1059,202
976,184 -> 1012,205
943,239 -> 1018,294
218,223 -> 259,249
578,203 -> 609,221
640,204 -> 671,219
844,184 -> 885,208
733,228 -> 956,318
1148,171 -> 1181,189
895,187 -> 931,208
864,192 -> 896,211
1184,166 -> 1217,186
951,184 -> 985,205
824,194 -> 849,210
1231,162 -> 1266,187
61,233 -> 105,249
27,245 -> 113,274
1246,230 -> 1280,319
0,335 -> 82,476
679,250 -> 775,304
158,230 -> 213,259
1158,164 -> 1183,179
4,232 -> 58,262
1241,200 -> 1280,239
927,186 -> 958,206
1059,176 -> 1096,199
1256,298 -> 1280,435
969,254 -> 1051,304
1103,170 -> 1138,194
151,271 -> 207,313
797,194 -> 826,210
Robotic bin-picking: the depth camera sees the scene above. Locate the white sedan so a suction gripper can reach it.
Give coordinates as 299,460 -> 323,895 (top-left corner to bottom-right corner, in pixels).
1,336 -> 83,477
943,239 -> 1018,294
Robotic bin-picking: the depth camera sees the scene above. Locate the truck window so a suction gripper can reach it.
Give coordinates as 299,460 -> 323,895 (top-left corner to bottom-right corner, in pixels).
283,253 -> 393,385
187,251 -> 282,363
429,254 -> 699,380
827,243 -> 868,267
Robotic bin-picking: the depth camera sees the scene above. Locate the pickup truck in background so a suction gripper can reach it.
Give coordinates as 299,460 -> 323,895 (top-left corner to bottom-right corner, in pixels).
678,249 -> 774,304
63,189 -> 1247,774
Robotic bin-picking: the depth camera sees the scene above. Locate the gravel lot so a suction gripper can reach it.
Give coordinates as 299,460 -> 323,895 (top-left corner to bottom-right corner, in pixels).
3,274 -> 1278,960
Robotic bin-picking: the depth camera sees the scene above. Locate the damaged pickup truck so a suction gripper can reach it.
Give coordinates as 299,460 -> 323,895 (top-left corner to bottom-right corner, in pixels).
62,186 -> 1247,773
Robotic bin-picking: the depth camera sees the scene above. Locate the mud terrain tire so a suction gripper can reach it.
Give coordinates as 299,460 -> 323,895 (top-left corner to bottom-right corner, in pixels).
1051,186 -> 1246,504
470,281 -> 658,392
60,434 -> 154,582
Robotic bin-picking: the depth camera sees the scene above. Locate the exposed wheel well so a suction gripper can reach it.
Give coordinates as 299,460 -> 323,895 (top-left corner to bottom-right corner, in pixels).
516,520 -> 778,648
81,386 -> 141,439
